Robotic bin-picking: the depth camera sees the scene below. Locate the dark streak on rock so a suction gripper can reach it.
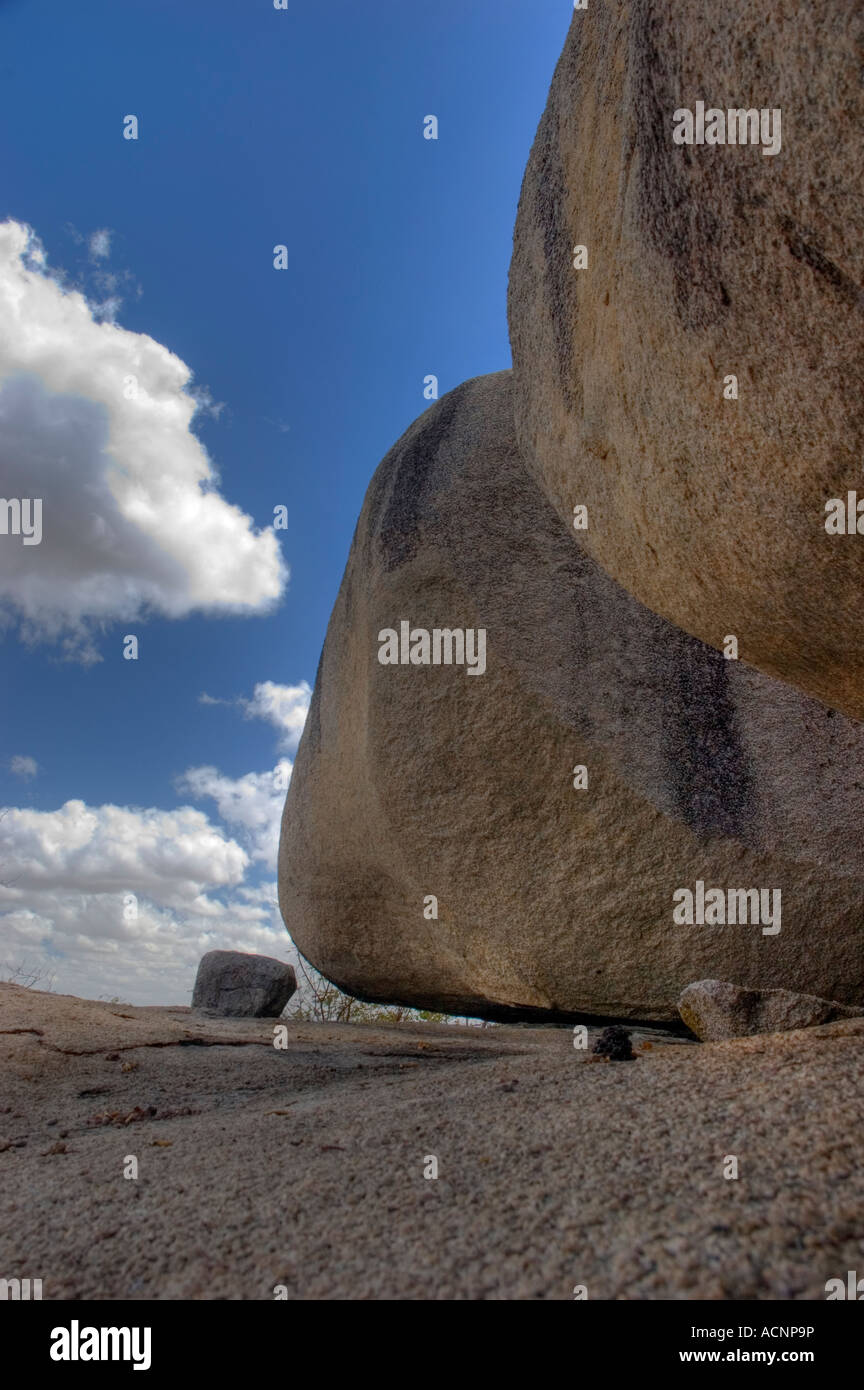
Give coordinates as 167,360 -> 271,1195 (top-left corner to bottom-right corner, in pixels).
662,639 -> 756,841
534,110 -> 579,410
779,215 -> 864,314
375,383 -> 469,571
631,1 -> 730,330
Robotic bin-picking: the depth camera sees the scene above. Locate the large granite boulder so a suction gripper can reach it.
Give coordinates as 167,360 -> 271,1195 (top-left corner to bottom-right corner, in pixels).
192,950 -> 296,1018
508,1 -> 864,720
278,373 -> 864,1024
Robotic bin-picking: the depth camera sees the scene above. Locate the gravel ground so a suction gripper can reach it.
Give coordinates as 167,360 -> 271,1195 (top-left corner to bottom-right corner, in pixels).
1,982 -> 862,1300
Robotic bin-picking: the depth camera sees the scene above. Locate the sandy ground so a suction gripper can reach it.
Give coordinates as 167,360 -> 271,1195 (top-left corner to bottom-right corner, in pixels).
1,982 -> 862,1300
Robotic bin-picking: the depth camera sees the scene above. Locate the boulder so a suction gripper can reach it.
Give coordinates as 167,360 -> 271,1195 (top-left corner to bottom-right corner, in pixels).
191,950 -> 296,1018
679,979 -> 864,1042
278,372 -> 864,1024
508,1 -> 864,720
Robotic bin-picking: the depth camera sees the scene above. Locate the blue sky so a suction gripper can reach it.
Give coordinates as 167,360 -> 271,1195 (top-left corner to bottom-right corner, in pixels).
0,0 -> 570,1003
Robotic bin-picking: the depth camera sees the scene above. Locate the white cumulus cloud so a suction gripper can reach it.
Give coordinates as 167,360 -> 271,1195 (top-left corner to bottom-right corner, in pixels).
198,680 -> 312,754
241,680 -> 312,752
0,219 -> 287,660
0,677 -> 310,1002
176,761 -> 293,870
0,798 -> 292,1003
0,800 -> 249,899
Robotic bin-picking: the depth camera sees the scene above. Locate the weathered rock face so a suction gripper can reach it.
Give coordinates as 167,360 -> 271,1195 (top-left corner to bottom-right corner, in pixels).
192,951 -> 296,1018
279,373 -> 864,1024
679,979 -> 863,1042
508,2 -> 864,720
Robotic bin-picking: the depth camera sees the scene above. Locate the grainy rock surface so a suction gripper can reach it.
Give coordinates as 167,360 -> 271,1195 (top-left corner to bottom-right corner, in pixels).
508,1 -> 864,720
279,372 -> 864,1024
192,950 -> 296,1018
3,983 -> 863,1301
679,979 -> 864,1042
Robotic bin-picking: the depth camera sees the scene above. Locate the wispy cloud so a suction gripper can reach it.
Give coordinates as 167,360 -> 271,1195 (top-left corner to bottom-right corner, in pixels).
9,755 -> 38,780
87,228 -> 111,261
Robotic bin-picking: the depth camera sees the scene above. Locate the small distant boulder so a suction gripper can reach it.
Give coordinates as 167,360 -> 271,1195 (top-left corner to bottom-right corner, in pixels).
679,980 -> 863,1043
192,950 -> 296,1018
